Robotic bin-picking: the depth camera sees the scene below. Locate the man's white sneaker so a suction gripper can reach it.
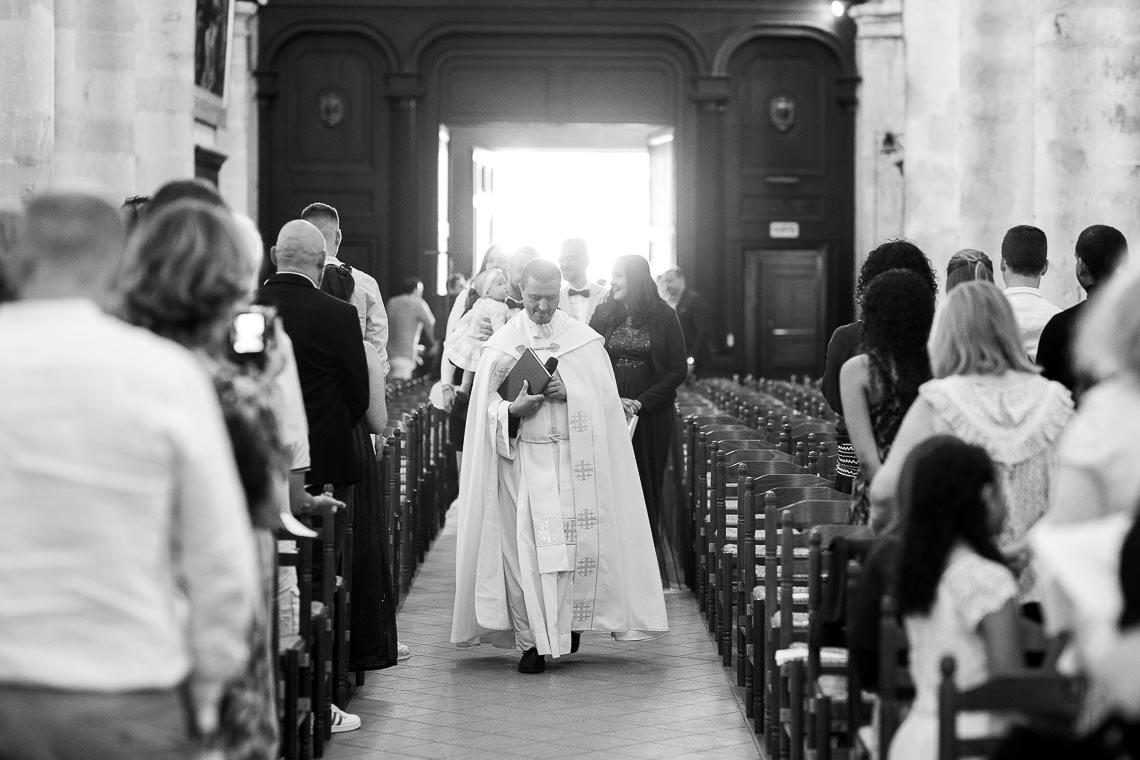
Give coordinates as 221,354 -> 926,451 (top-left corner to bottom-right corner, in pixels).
397,642 -> 411,660
329,704 -> 361,733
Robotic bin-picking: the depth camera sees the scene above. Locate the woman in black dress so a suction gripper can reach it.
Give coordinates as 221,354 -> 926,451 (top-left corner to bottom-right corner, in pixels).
590,255 -> 687,570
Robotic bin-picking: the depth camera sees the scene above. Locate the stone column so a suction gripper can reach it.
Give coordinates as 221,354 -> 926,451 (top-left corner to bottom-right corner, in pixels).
902,0 -> 962,282
958,0 -> 1037,287
387,74 -> 422,287
53,0 -> 138,198
851,0 -> 905,261
0,0 -> 54,205
1034,0 -> 1140,307
218,0 -> 260,217
134,0 -> 195,197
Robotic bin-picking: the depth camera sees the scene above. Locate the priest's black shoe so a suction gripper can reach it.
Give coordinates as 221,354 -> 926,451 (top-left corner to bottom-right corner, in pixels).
518,647 -> 545,674
571,631 -> 581,654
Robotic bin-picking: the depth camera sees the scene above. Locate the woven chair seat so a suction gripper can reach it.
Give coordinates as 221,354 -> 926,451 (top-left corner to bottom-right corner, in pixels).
750,586 -> 809,604
770,611 -> 809,629
774,643 -> 848,667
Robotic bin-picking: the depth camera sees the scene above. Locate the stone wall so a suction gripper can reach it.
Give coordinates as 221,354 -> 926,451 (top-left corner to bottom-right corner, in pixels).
0,0 -> 258,217
879,0 -> 1140,307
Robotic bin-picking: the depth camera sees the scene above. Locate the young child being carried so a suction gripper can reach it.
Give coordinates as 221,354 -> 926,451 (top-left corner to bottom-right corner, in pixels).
445,267 -> 512,395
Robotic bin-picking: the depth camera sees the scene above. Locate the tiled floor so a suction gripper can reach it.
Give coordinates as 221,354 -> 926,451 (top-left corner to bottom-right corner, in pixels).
326,508 -> 761,759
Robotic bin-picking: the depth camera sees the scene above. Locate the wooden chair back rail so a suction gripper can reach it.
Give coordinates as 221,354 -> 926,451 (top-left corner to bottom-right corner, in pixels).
878,596 -> 912,754
938,656 -> 1082,760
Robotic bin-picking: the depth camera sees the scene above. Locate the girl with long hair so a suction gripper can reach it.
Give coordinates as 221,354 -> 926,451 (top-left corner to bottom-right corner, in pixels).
839,268 -> 934,525
590,255 -> 687,576
887,436 -> 1022,760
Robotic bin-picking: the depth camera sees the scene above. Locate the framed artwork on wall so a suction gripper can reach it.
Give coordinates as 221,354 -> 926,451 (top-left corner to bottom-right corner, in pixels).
193,0 -> 235,125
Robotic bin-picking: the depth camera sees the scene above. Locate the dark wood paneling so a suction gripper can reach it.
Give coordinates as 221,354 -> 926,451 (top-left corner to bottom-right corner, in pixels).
744,248 -> 826,377
267,34 -> 392,290
726,37 -> 855,376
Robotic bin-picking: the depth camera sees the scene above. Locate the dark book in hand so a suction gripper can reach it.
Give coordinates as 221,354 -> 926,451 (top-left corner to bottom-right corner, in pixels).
497,348 -> 555,400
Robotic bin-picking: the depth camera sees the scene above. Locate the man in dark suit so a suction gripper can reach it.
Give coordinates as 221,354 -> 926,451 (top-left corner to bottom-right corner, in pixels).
658,266 -> 711,375
259,219 -> 370,494
1037,224 -> 1129,398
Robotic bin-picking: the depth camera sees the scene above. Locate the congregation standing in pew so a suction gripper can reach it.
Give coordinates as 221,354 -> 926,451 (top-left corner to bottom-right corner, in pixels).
318,263 -> 402,676
557,237 -> 608,323
887,437 -> 1024,760
823,240 -> 939,497
451,259 -> 668,673
301,202 -> 391,377
1037,225 -> 1130,397
1000,224 -> 1061,363
870,281 -> 1074,599
839,268 -> 935,525
945,247 -> 994,291
258,219 -> 371,733
0,190 -> 258,757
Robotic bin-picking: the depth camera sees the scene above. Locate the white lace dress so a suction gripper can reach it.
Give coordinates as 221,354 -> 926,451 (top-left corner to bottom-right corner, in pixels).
919,373 -> 1074,598
887,546 -> 1020,760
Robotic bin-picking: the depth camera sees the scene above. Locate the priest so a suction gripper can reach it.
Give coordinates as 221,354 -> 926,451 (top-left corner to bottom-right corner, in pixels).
451,259 -> 668,673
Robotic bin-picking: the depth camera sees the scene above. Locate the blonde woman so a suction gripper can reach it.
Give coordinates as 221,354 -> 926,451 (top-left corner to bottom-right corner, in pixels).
869,282 -> 1073,596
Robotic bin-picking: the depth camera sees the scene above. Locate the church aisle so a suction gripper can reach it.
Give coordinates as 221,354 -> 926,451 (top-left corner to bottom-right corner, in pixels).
324,507 -> 762,759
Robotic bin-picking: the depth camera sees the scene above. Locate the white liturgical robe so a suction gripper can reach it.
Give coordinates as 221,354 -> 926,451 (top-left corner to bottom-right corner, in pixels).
451,310 -> 668,657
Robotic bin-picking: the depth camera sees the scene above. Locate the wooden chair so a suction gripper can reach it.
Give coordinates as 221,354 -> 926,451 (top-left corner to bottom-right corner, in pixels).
937,656 -> 1081,760
277,536 -> 314,760
294,499 -> 337,755
765,501 -> 852,758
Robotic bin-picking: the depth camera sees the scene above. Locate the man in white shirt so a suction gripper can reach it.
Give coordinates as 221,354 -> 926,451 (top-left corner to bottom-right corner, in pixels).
301,202 -> 391,375
557,237 -> 608,323
0,190 -> 257,758
1000,224 -> 1060,362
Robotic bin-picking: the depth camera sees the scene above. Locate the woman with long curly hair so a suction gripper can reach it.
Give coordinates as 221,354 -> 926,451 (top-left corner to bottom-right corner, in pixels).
822,240 -> 937,493
888,436 -> 1023,760
839,268 -> 935,524
590,255 -> 687,574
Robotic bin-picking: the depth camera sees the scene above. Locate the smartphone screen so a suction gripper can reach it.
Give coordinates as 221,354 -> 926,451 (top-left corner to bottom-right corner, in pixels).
232,311 -> 267,354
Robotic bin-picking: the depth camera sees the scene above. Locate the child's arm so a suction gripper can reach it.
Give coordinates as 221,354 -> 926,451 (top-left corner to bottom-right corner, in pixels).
979,598 -> 1023,675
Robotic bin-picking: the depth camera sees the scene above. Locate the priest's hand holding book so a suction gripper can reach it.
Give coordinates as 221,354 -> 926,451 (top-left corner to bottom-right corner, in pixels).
508,381 -> 546,419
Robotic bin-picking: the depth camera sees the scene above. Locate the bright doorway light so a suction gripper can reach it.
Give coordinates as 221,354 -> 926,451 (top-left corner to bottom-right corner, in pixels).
474,149 -> 655,283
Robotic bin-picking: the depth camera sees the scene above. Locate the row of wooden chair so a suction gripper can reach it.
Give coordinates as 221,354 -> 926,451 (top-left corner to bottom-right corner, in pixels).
680,375 -> 1083,760
680,376 -> 864,759
276,377 -> 456,759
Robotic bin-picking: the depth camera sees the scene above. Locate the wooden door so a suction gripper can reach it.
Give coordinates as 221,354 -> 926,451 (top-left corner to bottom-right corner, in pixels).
744,248 -> 826,378
266,34 -> 391,291
725,39 -> 855,375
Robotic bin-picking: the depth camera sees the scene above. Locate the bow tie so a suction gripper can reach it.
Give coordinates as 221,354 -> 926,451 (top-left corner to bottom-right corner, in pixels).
505,297 -> 524,310
568,287 -> 590,298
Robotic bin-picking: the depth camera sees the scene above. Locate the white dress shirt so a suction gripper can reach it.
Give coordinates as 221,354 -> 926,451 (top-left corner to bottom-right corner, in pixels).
1003,286 -> 1061,362
0,299 -> 257,692
329,256 -> 390,375
559,279 -> 608,323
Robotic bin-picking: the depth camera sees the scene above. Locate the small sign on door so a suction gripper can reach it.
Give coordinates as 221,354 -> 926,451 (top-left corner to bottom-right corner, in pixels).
769,221 -> 800,239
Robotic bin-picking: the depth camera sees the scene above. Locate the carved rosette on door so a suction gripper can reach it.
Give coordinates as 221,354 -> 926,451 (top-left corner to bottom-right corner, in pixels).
317,87 -> 347,128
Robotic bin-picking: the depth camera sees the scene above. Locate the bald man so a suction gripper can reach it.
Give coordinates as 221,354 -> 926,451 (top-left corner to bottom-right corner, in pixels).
301,202 -> 391,375
259,220 -> 370,492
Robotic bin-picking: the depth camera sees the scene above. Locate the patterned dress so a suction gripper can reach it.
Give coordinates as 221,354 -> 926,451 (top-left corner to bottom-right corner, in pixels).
605,319 -> 670,564
850,355 -> 918,525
